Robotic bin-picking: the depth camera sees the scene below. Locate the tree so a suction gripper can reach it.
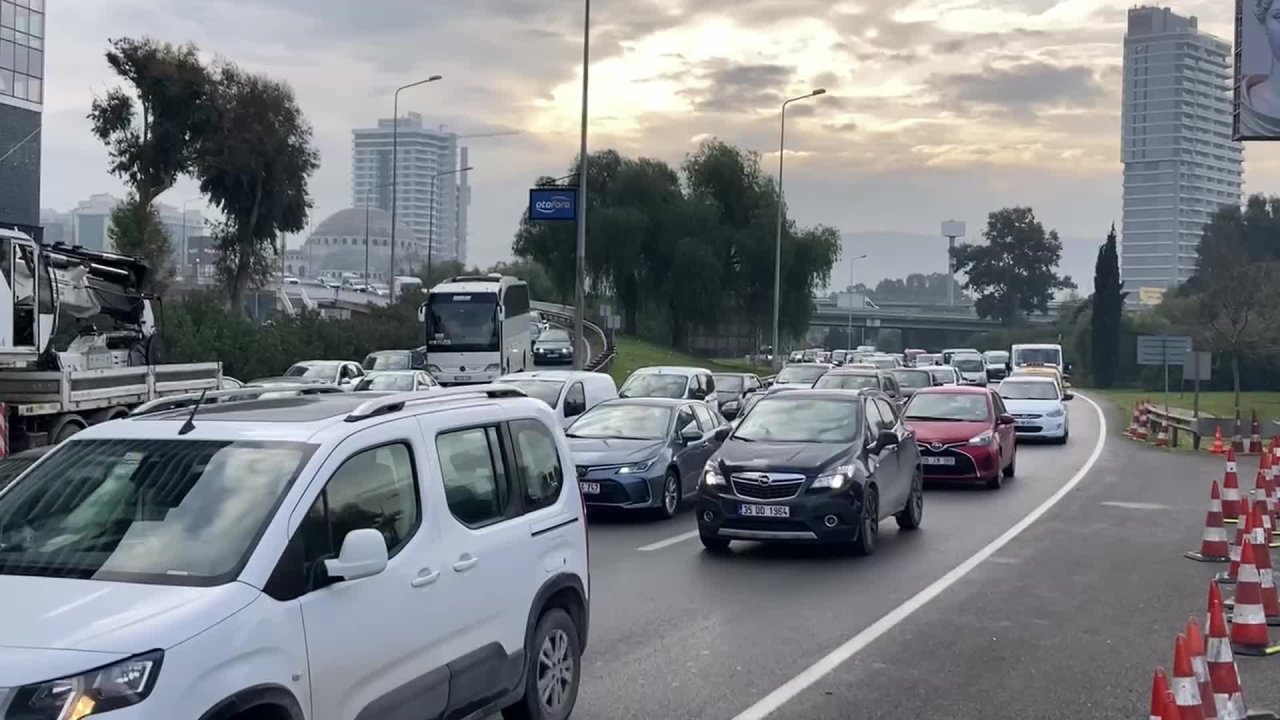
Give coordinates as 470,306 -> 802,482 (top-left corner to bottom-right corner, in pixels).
1090,224 -> 1126,388
88,37 -> 211,279
194,64 -> 319,310
951,207 -> 1075,326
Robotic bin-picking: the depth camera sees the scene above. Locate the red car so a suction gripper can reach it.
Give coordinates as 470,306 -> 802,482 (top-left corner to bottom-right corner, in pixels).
901,385 -> 1017,489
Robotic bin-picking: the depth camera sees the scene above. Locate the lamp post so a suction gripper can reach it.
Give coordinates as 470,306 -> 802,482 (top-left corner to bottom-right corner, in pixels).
770,88 -> 826,368
390,75 -> 443,294
182,197 -> 202,282
363,181 -> 394,289
426,165 -> 473,288
845,253 -> 867,351
574,0 -> 591,371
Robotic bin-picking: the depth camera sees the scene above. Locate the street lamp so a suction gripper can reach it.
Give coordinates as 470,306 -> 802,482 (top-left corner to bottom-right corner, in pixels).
363,181 -> 394,288
574,0 -> 591,370
770,88 -> 826,368
425,165 -> 474,287
390,74 -> 444,293
845,253 -> 868,351
182,197 -> 202,283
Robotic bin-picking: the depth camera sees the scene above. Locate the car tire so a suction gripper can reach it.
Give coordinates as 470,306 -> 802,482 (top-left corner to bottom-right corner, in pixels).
1056,428 -> 1069,445
501,608 -> 581,720
700,534 -> 732,553
986,456 -> 1003,490
853,487 -> 880,556
896,468 -> 924,531
1003,448 -> 1016,478
656,470 -> 681,520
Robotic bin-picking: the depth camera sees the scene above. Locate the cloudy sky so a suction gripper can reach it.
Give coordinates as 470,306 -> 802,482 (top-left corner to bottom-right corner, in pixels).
40,0 -> 1280,274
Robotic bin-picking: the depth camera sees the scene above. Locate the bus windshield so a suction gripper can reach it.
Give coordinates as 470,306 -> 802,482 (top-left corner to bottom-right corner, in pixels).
1013,347 -> 1062,367
426,292 -> 499,352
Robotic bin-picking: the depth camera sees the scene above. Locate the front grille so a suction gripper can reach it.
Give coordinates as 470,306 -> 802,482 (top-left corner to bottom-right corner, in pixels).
918,448 -> 979,477
729,472 -> 805,501
1014,413 -> 1042,420
1016,425 -> 1044,433
725,517 -> 813,533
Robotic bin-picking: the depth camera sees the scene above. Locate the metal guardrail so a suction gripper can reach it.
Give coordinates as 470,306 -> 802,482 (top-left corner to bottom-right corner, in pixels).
530,302 -> 614,374
1142,403 -> 1202,450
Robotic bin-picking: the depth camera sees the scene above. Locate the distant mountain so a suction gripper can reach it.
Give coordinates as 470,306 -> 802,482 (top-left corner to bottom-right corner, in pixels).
828,232 -> 1099,296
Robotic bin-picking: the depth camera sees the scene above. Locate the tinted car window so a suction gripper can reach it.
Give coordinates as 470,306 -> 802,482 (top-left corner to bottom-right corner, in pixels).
510,420 -> 564,512
437,427 -> 510,527
692,404 -> 716,432
865,400 -> 889,433
714,375 -> 744,393
675,406 -> 698,435
875,398 -> 899,427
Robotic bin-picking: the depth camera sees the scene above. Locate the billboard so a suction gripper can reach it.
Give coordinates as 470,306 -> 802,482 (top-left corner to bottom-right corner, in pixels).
1234,0 -> 1280,139
528,188 -> 577,222
1137,286 -> 1167,306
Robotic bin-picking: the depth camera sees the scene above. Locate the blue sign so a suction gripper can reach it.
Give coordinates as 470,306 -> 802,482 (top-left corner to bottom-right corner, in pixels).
529,188 -> 577,222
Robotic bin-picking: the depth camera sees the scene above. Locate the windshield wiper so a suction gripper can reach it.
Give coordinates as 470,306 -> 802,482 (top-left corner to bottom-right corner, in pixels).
732,435 -> 758,442
905,415 -> 964,422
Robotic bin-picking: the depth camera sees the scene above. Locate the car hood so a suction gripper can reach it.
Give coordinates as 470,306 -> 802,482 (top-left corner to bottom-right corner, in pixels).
714,440 -> 849,475
0,576 -> 260,660
1002,398 -> 1062,415
906,419 -> 991,444
568,438 -> 667,466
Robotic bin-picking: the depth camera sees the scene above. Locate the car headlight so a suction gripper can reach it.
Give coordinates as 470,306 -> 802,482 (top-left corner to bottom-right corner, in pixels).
812,464 -> 855,490
702,461 -> 726,486
428,364 -> 442,373
968,430 -> 996,446
484,364 -> 500,372
618,459 -> 655,474
6,651 -> 163,720
1045,407 -> 1065,418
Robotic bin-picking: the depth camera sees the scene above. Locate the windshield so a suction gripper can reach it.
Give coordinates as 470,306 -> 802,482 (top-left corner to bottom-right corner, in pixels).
427,292 -> 499,352
363,353 -> 411,371
928,368 -> 955,383
0,439 -> 314,586
620,374 -> 689,399
1013,347 -> 1061,367
813,374 -> 879,391
355,374 -> 418,391
733,398 -> 861,443
567,404 -> 671,440
890,370 -> 932,390
776,365 -> 828,385
713,375 -> 744,393
904,393 -> 992,422
284,362 -> 338,381
504,379 -> 566,407
953,356 -> 984,372
985,351 -> 1009,365
540,329 -> 571,344
999,381 -> 1059,401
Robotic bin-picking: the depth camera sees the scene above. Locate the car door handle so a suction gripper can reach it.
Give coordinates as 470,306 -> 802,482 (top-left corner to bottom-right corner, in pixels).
410,569 -> 441,588
452,555 -> 479,573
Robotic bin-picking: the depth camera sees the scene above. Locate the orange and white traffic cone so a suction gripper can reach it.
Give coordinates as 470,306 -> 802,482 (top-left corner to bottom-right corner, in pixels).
1186,617 -> 1220,719
1250,411 -> 1263,454
1138,402 -> 1152,442
1173,633 -> 1207,720
1156,419 -> 1172,448
1130,402 -> 1143,439
1248,505 -> 1280,626
1188,480 -> 1232,563
1230,539 -> 1280,656
1151,667 -> 1173,720
1211,426 -> 1228,455
1233,409 -> 1245,453
1218,504 -> 1253,585
1223,448 -> 1243,524
1206,590 -> 1248,720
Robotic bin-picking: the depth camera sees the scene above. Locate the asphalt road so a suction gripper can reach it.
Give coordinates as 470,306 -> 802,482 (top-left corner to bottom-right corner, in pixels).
567,396 -> 1111,719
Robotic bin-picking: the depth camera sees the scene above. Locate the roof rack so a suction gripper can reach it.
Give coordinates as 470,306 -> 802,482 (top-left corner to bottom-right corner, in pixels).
131,385 -> 345,418
345,384 -> 527,423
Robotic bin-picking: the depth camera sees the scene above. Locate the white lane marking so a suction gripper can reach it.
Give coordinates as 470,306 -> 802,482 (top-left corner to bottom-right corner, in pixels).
1101,501 -> 1171,511
731,394 -> 1108,720
637,530 -> 700,552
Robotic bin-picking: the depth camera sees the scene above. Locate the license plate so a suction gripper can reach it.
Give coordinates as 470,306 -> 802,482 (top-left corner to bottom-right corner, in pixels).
455,375 -> 472,382
921,456 -> 956,466
580,482 -> 601,495
740,504 -> 790,518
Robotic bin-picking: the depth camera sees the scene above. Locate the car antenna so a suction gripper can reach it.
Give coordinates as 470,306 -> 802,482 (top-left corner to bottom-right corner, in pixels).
178,389 -> 208,436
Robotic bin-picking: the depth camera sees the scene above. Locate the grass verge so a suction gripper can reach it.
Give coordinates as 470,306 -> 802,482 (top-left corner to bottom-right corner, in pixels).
609,336 -> 770,386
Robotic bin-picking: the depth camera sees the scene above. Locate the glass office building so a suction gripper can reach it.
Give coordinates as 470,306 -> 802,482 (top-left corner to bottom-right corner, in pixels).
0,0 -> 43,239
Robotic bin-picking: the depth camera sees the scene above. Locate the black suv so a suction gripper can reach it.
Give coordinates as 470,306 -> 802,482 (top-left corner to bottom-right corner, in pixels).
696,389 -> 923,555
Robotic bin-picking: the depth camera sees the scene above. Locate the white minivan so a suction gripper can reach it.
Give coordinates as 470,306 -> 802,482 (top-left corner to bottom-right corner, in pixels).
0,385 -> 589,720
500,370 -> 619,429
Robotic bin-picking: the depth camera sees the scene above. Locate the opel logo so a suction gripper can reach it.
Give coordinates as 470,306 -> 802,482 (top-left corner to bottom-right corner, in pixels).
930,442 -> 943,452
758,474 -> 772,486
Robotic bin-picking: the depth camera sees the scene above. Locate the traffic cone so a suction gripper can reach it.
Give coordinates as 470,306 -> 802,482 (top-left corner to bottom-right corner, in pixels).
1188,480 -> 1232,562
1173,633 -> 1207,720
1233,409 -> 1245,453
1157,418 -> 1172,448
1206,591 -> 1248,720
1211,426 -> 1228,455
1250,411 -> 1262,454
1151,667 -> 1173,720
1217,505 -> 1252,585
1229,540 -> 1280,656
1138,402 -> 1151,442
1224,448 -> 1243,524
1163,690 -> 1186,720
1250,486 -> 1280,547
1186,617 -> 1220,719
1130,402 -> 1143,439
1249,508 -> 1280,626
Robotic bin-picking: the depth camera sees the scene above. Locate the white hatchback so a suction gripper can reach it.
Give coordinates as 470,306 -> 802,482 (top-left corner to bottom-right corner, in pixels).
0,385 -> 589,720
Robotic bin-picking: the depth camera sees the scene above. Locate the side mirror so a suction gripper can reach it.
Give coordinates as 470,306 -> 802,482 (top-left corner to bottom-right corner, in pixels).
872,429 -> 898,452
323,528 -> 389,581
680,426 -> 702,443
997,413 -> 1016,426
714,426 -> 732,442
1063,392 -> 1074,401
720,406 -> 738,421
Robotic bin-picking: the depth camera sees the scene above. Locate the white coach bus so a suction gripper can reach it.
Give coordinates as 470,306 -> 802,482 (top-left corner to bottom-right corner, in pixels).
420,274 -> 532,385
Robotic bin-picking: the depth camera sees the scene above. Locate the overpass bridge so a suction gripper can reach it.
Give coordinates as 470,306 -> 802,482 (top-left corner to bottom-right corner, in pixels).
810,298 -> 1062,347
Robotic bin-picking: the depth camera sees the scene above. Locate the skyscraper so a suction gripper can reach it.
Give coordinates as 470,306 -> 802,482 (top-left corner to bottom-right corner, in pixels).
351,112 -> 468,271
1121,6 -> 1243,291
0,0 -> 45,240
